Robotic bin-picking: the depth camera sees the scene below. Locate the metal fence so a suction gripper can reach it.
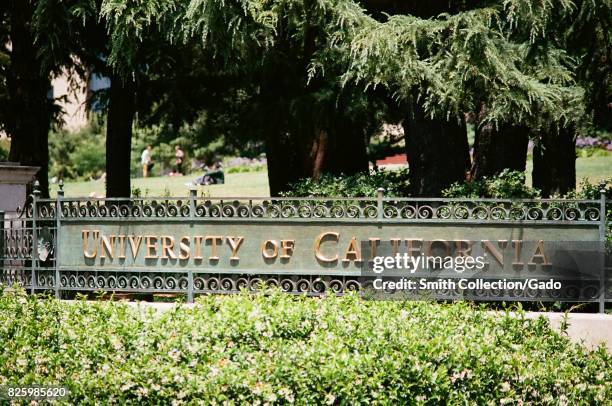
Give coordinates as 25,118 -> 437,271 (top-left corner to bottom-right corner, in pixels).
1,182 -> 610,311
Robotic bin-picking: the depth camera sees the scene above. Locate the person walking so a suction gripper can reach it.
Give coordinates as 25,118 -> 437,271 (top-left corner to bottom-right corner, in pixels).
175,145 -> 185,175
141,145 -> 153,177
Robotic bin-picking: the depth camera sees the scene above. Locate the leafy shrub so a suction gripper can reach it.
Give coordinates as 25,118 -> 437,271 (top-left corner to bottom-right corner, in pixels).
568,178 -> 612,200
49,120 -> 106,181
282,168 -> 410,197
0,138 -> 9,162
226,164 -> 266,174
443,169 -> 541,199
0,287 -> 609,404
566,179 -> 612,245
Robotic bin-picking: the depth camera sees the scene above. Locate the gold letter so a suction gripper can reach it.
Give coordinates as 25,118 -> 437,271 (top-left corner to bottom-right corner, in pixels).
280,240 -> 295,259
117,235 -> 126,259
179,236 -> 190,260
128,235 -> 143,259
529,240 -> 550,266
227,236 -> 244,260
390,238 -> 401,256
262,240 -> 279,259
82,230 -> 99,259
145,236 -> 158,259
406,239 -> 423,256
99,234 -> 116,259
314,232 -> 339,263
454,240 -> 473,257
481,240 -> 503,266
368,238 -> 380,260
193,236 -> 204,260
426,240 -> 452,257
342,236 -> 362,263
205,236 -> 223,260
161,236 -> 177,259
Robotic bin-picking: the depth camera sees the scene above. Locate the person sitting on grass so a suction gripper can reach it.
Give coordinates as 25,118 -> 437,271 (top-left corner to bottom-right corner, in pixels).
193,162 -> 224,185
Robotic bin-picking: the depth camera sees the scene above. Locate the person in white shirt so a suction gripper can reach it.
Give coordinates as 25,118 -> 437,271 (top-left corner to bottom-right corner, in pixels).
141,145 -> 153,177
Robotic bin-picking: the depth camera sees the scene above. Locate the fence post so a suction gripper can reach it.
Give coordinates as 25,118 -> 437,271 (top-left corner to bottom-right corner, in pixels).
55,180 -> 64,299
187,187 -> 197,303
31,181 -> 40,294
599,184 -> 607,313
377,188 -> 385,221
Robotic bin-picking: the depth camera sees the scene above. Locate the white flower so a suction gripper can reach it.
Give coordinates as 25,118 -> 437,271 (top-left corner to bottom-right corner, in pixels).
168,349 -> 181,361
121,383 -> 134,391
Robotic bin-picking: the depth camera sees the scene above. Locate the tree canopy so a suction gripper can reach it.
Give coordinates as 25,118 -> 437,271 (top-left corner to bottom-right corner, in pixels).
1,0 -> 610,196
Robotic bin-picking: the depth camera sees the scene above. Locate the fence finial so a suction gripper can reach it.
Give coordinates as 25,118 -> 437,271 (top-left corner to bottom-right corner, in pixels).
599,180 -> 607,196
33,180 -> 41,198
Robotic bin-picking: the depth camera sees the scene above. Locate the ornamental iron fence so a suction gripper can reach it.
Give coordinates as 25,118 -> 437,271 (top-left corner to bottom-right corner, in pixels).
1,182 -> 610,311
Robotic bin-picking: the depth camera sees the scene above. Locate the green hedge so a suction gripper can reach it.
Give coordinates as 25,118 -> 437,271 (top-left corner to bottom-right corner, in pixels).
0,288 -> 610,404
282,169 -> 410,197
442,169 -> 540,199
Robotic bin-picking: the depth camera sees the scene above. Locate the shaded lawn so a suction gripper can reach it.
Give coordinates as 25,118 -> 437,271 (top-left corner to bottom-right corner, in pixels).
51,154 -> 612,197
51,170 -> 270,198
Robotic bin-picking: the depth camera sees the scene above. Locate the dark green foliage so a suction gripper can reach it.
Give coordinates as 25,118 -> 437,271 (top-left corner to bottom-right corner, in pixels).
49,121 -> 106,181
0,288 -> 610,404
568,179 -> 612,200
282,168 -> 410,197
443,169 -> 541,199
0,138 -> 9,161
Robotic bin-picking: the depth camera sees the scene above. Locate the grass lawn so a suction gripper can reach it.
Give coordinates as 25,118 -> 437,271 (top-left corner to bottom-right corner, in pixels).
526,154 -> 612,190
51,169 -> 270,198
51,154 -> 612,197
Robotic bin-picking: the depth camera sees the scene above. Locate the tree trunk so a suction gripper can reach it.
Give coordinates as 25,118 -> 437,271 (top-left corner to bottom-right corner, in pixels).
471,121 -> 529,180
325,120 -> 369,176
304,129 -> 328,180
532,127 -> 576,196
266,130 -> 303,196
266,121 -> 369,196
105,74 -> 136,198
403,103 -> 469,197
6,0 -> 51,197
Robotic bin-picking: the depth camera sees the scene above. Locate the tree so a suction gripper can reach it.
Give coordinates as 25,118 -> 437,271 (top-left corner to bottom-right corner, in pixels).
470,116 -> 529,180
526,0 -> 611,195
101,0 -> 602,198
103,0 -> 389,195
4,1 -> 53,197
532,126 -> 576,196
2,0 -> 103,197
343,1 -> 586,195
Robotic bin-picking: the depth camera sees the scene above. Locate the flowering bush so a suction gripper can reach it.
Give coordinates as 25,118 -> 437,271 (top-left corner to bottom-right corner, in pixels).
575,135 -> 612,158
575,136 -> 612,150
0,287 -> 610,404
